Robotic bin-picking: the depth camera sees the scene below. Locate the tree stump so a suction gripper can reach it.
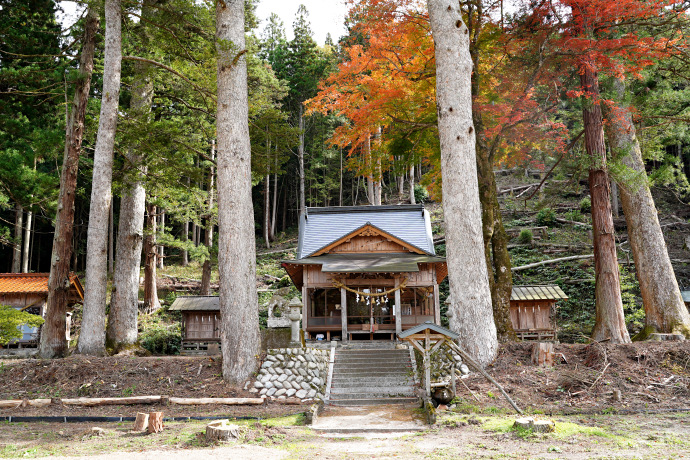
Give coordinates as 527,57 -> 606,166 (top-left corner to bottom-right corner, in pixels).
133,412 -> 149,432
205,420 -> 241,442
532,420 -> 555,433
531,342 -> 554,367
147,412 -> 163,434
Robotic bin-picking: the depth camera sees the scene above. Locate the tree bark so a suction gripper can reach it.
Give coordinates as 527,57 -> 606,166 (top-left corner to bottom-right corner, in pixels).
363,133 -> 375,205
79,0 -> 122,356
182,219 -> 189,266
106,51 -> 153,352
607,77 -> 690,338
298,103 -> 306,215
157,210 -> 165,269
580,64 -> 629,343
428,0 -> 497,365
39,8 -> 99,359
12,204 -> 23,273
200,141 -> 215,296
143,202 -> 160,313
409,164 -> 416,204
22,206 -> 32,273
108,196 -> 114,275
216,0 -> 261,384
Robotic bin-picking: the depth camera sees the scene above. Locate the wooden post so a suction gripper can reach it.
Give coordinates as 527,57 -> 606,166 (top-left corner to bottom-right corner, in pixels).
531,342 -> 554,367
147,412 -> 163,434
451,363 -> 456,397
301,285 -> 308,334
433,284 -> 440,325
340,287 -> 348,341
424,330 -> 431,397
394,278 -> 402,336
133,412 -> 149,432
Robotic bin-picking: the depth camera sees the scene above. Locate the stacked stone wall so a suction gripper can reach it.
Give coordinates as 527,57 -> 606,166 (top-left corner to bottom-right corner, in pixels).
250,346 -> 329,402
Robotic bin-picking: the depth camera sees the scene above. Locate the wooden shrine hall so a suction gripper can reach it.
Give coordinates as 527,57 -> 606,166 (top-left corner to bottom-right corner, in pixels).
282,205 -> 448,341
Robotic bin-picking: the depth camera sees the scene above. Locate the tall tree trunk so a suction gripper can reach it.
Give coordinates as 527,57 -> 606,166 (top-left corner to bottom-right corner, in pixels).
182,219 -> 189,266
271,150 -> 278,240
264,174 -> 271,249
157,210 -> 165,269
79,0 -> 122,356
580,64 -> 629,343
607,77 -> 690,338
477,149 -> 515,341
364,133 -> 374,205
106,51 -> 153,352
200,141 -> 215,296
39,8 -> 99,359
216,0 -> 260,384
339,147 -> 343,206
12,204 -> 23,273
610,180 -> 619,218
143,202 -> 160,313
108,196 -> 114,275
373,128 -> 382,205
298,104 -> 306,215
22,206 -> 32,273
409,164 -> 416,204
428,0 -> 497,365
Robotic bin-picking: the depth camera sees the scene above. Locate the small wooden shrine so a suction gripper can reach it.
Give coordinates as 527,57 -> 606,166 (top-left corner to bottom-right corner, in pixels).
510,285 -> 568,341
169,295 -> 221,354
282,205 -> 447,341
0,273 -> 84,347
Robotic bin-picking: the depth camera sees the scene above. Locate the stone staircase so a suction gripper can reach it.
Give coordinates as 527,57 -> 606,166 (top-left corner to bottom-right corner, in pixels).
327,346 -> 418,406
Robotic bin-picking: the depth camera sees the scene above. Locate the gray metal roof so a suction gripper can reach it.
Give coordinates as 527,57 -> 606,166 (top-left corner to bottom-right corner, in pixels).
398,321 -> 460,340
682,291 -> 690,303
511,285 -> 568,301
284,253 -> 446,273
297,205 -> 435,259
169,296 -> 219,311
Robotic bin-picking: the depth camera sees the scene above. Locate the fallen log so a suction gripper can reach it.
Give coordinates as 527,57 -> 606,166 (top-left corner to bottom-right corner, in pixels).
498,183 -> 541,195
25,399 -> 51,408
555,217 -> 591,228
168,397 -> 265,405
511,254 -> 594,272
60,396 -> 162,406
0,400 -> 23,409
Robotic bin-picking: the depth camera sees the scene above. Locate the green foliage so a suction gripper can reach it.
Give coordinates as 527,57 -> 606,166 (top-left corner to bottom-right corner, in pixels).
535,208 -> 557,227
579,196 -> 591,213
565,210 -> 584,222
414,184 -> 429,203
0,305 -> 44,346
517,229 -> 533,244
139,307 -> 182,355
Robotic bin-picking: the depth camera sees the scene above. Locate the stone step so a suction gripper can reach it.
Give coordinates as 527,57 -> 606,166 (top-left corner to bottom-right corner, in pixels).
331,371 -> 413,379
330,379 -> 415,387
328,397 -> 418,406
330,386 -> 416,395
335,357 -> 411,364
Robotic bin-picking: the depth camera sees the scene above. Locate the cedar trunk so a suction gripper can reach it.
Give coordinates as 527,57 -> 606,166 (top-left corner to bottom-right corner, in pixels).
200,143 -> 215,296
79,0 -> 122,356
143,203 -> 160,313
22,205 -> 32,273
607,78 -> 690,338
39,8 -> 99,359
580,65 -> 629,343
298,104 -> 305,214
216,0 -> 261,384
106,54 -> 153,351
12,204 -> 23,273
428,0 -> 497,365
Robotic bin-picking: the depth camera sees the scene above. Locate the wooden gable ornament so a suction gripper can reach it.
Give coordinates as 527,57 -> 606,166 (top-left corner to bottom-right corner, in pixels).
309,222 -> 429,257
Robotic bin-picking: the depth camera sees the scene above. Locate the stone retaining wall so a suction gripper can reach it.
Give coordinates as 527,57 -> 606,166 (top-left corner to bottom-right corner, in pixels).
414,346 -> 470,383
249,346 -> 330,402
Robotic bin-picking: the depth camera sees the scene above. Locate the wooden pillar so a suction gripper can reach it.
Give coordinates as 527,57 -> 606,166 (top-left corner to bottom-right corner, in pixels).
301,285 -> 308,333
433,284 -> 440,325
340,287 -> 348,342
394,278 -> 402,336
424,330 -> 431,396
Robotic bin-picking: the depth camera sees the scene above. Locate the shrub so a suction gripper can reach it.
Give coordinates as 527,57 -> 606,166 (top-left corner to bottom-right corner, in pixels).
0,305 -> 44,346
414,184 -> 428,203
517,229 -> 533,244
579,196 -> 592,213
565,210 -> 584,222
535,208 -> 557,227
140,322 -> 181,355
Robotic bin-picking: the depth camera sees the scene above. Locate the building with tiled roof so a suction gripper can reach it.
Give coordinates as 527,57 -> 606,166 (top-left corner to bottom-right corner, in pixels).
0,273 -> 84,347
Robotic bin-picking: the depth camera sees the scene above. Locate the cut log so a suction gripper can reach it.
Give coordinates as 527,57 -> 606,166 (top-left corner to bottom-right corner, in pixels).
147,411 -> 163,434
531,343 -> 554,367
555,217 -> 591,228
168,397 -> 264,405
133,412 -> 149,432
60,396 -> 162,406
26,399 -> 51,408
513,417 -> 534,430
205,420 -> 241,442
511,254 -> 594,272
0,400 -> 23,409
532,420 -> 555,433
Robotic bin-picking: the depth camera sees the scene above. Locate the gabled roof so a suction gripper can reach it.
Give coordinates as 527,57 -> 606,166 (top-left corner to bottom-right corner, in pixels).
309,222 -> 430,257
297,205 -> 435,259
398,321 -> 460,340
169,296 -> 220,311
284,253 -> 446,273
511,285 -> 568,301
0,273 -> 84,299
